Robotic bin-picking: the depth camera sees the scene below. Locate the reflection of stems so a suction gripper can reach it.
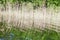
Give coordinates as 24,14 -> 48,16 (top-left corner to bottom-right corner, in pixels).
20,4 -> 22,28
32,9 -> 34,28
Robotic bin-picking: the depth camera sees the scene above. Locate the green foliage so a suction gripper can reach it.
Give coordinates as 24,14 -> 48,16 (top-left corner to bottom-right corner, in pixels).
0,25 -> 60,40
41,29 -> 59,40
47,0 -> 60,7
0,0 -> 43,8
0,0 -> 60,8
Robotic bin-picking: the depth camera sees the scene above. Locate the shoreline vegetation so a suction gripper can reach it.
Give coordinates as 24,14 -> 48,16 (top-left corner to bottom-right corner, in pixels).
0,0 -> 60,9
0,0 -> 60,40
